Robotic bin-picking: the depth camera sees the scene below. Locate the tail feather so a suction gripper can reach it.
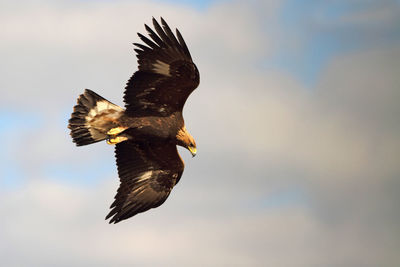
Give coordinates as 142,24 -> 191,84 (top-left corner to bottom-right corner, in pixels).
68,89 -> 124,146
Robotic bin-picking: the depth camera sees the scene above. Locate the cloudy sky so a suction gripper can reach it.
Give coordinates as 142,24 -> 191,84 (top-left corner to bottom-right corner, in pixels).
1,0 -> 399,266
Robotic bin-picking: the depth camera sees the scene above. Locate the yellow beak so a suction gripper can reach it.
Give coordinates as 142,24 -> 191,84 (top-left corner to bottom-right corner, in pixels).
188,146 -> 197,157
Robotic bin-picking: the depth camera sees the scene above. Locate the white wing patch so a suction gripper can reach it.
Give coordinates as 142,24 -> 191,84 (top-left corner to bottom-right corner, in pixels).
153,60 -> 171,76
136,171 -> 153,183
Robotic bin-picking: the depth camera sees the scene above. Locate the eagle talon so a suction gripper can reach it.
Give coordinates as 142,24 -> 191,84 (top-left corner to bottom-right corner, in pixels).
107,127 -> 128,136
107,136 -> 128,145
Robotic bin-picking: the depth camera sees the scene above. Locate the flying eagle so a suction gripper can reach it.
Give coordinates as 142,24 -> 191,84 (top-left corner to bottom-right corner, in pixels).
68,18 -> 200,224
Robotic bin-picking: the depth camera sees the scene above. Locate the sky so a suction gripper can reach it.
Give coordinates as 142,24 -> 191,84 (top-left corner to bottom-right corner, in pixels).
0,0 -> 399,266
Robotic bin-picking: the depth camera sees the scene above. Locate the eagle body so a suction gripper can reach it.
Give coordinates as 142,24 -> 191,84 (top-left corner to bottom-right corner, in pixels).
119,112 -> 185,141
68,18 -> 199,224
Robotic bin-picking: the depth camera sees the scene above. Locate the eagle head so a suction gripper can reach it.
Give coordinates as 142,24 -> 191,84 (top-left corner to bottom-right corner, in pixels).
176,126 -> 197,157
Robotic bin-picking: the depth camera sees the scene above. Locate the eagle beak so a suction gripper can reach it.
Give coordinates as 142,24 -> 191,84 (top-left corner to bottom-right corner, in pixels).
188,146 -> 197,157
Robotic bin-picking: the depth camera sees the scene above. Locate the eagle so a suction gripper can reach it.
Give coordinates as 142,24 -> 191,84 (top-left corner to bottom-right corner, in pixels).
68,17 -> 200,224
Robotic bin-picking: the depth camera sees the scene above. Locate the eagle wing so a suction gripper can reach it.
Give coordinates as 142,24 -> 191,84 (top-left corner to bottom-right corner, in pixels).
123,17 -> 200,117
106,140 -> 184,223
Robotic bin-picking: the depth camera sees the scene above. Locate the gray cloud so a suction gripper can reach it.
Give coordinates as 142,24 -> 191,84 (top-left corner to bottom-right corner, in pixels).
1,0 -> 399,266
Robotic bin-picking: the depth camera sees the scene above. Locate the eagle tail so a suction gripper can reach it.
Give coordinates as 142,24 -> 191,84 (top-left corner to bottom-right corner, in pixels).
68,89 -> 124,146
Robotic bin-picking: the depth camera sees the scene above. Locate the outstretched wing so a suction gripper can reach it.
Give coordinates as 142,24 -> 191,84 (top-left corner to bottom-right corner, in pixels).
123,17 -> 200,117
106,140 -> 184,224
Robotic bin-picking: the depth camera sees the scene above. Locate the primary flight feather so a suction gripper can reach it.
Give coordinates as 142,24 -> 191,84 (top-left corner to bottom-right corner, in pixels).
68,17 -> 200,224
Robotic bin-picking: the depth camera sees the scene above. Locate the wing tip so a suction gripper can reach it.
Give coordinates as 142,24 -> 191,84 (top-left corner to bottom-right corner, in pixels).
105,210 -> 119,224
160,17 -> 167,26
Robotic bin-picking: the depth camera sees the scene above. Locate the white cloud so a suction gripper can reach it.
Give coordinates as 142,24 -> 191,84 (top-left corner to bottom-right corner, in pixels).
1,0 -> 400,266
1,179 -> 398,266
339,1 -> 400,28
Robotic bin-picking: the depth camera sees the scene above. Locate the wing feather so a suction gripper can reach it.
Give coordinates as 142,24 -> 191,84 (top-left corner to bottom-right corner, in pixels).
145,23 -> 165,48
137,32 -> 159,49
161,17 -> 181,50
152,17 -> 174,47
176,28 -> 192,59
123,17 -> 200,117
133,43 -> 152,52
106,140 -> 184,224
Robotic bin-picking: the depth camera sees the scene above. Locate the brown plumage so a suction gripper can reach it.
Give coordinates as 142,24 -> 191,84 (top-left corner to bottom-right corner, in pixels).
68,17 -> 199,224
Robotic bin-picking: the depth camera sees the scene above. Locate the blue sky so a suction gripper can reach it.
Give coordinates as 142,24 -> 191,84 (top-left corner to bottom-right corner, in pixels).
0,0 -> 399,266
269,0 -> 400,86
158,0 -> 217,9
